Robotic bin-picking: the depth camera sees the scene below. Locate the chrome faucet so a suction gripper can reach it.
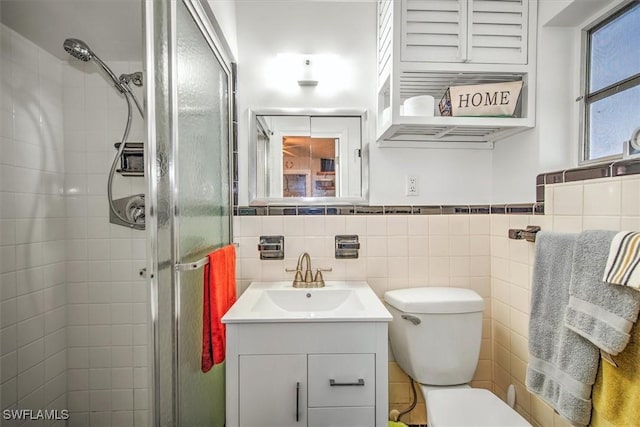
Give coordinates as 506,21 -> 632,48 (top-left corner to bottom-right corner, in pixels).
286,252 -> 332,288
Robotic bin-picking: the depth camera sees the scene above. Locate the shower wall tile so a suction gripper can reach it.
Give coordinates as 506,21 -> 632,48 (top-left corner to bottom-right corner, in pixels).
0,25 -> 68,418
62,57 -> 150,426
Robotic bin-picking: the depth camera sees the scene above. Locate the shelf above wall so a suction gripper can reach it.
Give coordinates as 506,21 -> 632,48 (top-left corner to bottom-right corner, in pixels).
376,0 -> 538,148
377,68 -> 535,148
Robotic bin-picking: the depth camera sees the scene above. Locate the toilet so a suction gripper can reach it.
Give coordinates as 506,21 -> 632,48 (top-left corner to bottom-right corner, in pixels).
384,287 -> 531,426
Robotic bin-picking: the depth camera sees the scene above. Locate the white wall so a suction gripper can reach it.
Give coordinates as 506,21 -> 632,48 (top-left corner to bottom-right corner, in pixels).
236,1 -> 496,205
491,24 -> 576,203
208,0 -> 238,60
236,1 -> 377,204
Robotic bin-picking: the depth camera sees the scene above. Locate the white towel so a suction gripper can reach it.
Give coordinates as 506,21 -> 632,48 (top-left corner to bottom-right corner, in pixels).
603,231 -> 640,289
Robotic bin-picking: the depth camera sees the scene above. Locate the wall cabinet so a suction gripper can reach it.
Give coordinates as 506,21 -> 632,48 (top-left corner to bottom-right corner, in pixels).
226,322 -> 388,427
401,0 -> 530,64
378,0 -> 538,147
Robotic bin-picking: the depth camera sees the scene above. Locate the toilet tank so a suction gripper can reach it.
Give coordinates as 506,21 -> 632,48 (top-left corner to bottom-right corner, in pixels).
384,287 -> 484,386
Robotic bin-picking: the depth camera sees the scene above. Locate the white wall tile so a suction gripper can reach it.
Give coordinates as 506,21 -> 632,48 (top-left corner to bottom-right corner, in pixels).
552,183 -> 583,216
621,176 -> 640,217
449,215 -> 469,235
552,215 -> 583,233
344,216 -> 366,235
583,179 -> 621,217
365,216 -> 386,236
429,215 -> 449,235
582,216 -> 622,230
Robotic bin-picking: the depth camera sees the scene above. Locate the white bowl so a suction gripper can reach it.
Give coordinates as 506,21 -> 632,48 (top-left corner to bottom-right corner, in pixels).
403,95 -> 435,116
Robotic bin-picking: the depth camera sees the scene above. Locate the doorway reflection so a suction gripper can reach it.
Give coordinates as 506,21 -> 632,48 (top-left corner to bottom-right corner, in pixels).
282,136 -> 337,197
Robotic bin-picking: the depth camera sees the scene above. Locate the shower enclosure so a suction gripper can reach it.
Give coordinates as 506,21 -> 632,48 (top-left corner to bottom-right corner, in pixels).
0,0 -> 232,426
145,1 -> 234,426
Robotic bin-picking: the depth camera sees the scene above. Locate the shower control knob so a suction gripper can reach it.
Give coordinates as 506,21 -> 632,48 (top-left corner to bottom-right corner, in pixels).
131,206 -> 145,223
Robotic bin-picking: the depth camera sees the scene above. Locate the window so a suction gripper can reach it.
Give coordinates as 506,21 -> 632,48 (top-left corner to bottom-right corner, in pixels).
583,1 -> 640,162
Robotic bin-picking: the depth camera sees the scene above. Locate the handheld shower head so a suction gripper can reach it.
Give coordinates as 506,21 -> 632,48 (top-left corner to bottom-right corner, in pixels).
63,38 -> 123,90
63,38 -> 93,62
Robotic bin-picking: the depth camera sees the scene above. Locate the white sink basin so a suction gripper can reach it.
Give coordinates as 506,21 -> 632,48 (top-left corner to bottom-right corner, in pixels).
222,281 -> 392,323
252,288 -> 365,312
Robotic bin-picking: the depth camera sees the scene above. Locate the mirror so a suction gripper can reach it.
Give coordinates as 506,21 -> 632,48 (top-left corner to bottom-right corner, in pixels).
249,109 -> 368,205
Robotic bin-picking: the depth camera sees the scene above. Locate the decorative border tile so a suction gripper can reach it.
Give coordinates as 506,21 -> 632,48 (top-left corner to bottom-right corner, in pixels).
235,203 -> 540,216
537,158 -> 640,204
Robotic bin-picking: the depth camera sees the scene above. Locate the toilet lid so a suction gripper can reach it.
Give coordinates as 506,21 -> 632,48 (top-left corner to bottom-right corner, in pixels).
427,389 -> 531,427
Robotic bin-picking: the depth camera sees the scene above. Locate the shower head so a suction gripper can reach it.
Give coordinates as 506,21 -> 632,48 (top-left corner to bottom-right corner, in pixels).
63,38 -> 93,62
63,38 -> 123,90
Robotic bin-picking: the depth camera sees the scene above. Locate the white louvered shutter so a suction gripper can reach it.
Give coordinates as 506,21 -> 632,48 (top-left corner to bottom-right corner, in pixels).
401,0 -> 467,62
468,0 -> 528,64
378,0 -> 393,80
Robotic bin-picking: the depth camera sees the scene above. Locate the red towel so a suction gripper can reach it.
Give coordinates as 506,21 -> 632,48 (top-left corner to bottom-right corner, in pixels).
201,244 -> 236,372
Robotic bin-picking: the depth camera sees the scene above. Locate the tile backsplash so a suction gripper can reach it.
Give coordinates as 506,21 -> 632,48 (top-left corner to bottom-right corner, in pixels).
234,172 -> 640,426
491,174 -> 640,427
233,212 -> 494,420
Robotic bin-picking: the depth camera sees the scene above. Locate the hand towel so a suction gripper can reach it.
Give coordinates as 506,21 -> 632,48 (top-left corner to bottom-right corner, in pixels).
526,231 -> 600,427
591,321 -> 640,426
602,231 -> 640,289
564,230 -> 640,355
201,244 -> 236,373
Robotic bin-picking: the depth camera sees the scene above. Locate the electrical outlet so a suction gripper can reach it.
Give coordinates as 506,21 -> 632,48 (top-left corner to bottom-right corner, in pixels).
406,175 -> 418,196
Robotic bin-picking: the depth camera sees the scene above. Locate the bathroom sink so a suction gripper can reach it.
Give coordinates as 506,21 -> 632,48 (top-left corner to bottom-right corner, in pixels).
252,288 -> 365,312
222,281 -> 392,323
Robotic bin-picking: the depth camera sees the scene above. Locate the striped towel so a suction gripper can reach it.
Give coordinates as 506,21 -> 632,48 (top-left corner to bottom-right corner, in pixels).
603,231 -> 640,289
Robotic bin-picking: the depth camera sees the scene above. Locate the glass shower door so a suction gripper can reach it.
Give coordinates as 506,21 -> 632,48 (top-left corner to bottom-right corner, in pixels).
145,1 -> 233,426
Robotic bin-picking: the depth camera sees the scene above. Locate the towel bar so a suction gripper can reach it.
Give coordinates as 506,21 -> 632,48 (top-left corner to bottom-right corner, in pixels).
508,225 -> 540,243
174,243 -> 239,271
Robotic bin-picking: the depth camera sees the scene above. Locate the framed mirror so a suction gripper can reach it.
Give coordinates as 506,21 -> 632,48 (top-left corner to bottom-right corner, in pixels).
248,109 -> 369,205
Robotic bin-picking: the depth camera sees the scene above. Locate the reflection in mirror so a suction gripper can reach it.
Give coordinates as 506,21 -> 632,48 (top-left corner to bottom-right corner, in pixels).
250,110 -> 368,205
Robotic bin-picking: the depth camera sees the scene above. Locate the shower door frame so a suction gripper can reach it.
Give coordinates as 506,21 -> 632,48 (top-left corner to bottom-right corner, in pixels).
144,0 -> 235,425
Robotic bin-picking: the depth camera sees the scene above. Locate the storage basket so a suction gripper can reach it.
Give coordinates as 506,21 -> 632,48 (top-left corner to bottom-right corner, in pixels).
438,81 -> 523,117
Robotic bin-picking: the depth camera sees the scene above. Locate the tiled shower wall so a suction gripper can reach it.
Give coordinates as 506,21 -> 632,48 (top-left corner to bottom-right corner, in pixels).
233,213 -> 494,422
0,24 -> 150,427
0,26 -> 68,425
490,175 -> 640,427
62,60 -> 149,427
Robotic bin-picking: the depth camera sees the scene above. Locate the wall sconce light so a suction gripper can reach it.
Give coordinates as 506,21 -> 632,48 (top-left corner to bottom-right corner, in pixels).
298,58 -> 318,87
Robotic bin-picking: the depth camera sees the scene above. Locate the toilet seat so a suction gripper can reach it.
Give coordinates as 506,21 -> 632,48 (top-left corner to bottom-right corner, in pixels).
426,388 -> 531,427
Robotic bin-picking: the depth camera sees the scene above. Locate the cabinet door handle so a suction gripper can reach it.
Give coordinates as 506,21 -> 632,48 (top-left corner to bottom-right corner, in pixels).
295,381 -> 300,422
329,378 -> 365,386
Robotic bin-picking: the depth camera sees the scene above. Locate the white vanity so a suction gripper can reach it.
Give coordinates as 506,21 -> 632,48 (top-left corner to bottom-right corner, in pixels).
222,281 -> 392,427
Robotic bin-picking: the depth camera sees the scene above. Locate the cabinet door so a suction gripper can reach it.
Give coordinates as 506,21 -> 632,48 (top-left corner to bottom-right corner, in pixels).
239,355 -> 307,427
401,0 -> 467,62
468,0 -> 529,64
400,0 -> 529,64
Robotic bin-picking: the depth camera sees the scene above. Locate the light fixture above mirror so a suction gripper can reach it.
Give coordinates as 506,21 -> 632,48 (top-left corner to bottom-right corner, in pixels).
249,109 -> 369,206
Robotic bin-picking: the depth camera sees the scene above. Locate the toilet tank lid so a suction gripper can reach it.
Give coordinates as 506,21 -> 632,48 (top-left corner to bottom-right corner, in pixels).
384,287 -> 484,314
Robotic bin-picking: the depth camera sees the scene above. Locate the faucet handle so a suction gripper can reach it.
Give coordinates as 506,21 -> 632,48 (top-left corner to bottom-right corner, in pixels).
286,267 -> 305,286
313,268 -> 332,285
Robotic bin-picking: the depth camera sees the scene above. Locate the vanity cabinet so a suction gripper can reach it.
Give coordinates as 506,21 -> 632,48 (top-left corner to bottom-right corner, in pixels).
226,322 -> 388,427
377,0 -> 538,146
